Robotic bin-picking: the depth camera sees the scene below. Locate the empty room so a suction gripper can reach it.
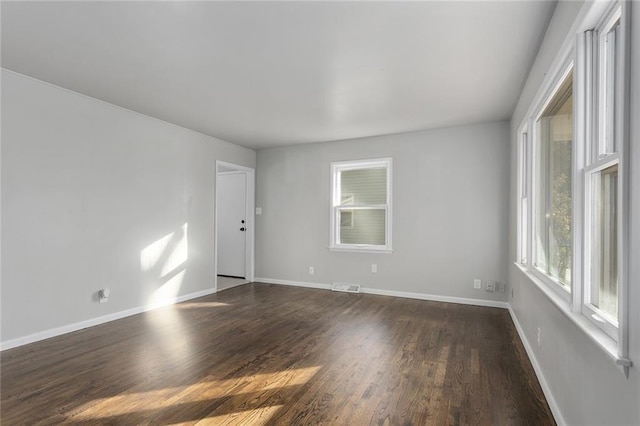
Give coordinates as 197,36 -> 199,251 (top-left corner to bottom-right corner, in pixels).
1,1 -> 638,424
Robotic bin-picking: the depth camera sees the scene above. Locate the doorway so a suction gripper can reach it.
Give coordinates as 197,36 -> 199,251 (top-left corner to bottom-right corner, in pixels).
215,161 -> 255,291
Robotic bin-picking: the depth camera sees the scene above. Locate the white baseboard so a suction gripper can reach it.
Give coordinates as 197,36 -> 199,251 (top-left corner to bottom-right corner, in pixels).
254,277 -> 509,309
363,287 -> 509,309
1,287 -> 217,351
508,307 -> 565,426
255,277 -> 332,290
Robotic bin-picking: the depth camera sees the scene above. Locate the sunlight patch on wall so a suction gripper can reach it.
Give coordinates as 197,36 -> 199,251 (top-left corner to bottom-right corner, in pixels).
140,232 -> 172,272
141,223 -> 189,309
140,223 -> 188,277
146,270 -> 186,310
161,223 -> 188,277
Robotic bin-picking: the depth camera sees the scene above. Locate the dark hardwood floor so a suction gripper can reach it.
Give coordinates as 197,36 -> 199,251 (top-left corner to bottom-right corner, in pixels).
1,283 -> 554,425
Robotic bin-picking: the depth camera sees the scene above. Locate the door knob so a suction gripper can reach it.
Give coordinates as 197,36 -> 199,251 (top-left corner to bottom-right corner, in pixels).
240,227 -> 245,231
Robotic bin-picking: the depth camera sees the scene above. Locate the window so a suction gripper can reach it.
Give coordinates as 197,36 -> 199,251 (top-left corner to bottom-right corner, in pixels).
516,1 -> 630,366
517,129 -> 529,264
532,67 -> 574,293
582,5 -> 624,340
586,163 -> 618,322
330,158 -> 392,252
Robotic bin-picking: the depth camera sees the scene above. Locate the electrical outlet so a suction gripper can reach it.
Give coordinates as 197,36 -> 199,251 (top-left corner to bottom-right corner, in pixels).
537,327 -> 542,348
98,288 -> 110,303
371,264 -> 377,273
485,281 -> 495,292
309,266 -> 314,275
473,279 -> 482,289
497,282 -> 506,293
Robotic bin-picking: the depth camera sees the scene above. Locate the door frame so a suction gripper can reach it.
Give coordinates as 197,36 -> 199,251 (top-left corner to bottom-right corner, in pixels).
214,161 -> 255,291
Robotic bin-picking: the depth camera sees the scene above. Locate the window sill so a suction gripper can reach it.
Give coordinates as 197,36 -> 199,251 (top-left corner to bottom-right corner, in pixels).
329,246 -> 393,254
514,262 -> 631,368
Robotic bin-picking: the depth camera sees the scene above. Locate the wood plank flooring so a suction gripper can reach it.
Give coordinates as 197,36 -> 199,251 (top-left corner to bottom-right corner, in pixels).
1,283 -> 555,425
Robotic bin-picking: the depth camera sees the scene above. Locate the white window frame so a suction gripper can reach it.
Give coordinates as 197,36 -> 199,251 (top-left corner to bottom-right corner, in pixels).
514,0 -> 631,369
581,3 -> 628,343
516,125 -> 529,265
329,158 -> 393,253
529,61 -> 575,304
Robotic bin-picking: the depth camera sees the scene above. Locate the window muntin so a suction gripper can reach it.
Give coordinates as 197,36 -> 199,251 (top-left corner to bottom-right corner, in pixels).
533,69 -> 574,291
330,158 -> 392,251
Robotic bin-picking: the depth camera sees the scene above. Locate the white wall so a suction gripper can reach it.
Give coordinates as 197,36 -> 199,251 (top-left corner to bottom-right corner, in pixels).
255,121 -> 510,304
508,1 -> 640,424
1,70 -> 256,345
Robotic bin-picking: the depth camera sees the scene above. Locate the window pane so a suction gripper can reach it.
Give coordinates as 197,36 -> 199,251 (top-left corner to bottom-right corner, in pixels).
519,132 -> 528,264
340,210 -> 354,228
600,20 -> 621,155
590,164 -> 618,319
340,168 -> 386,204
520,197 -> 528,263
339,209 -> 385,245
535,71 -> 573,288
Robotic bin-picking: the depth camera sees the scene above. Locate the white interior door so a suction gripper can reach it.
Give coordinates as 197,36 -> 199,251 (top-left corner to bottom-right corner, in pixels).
217,173 -> 246,277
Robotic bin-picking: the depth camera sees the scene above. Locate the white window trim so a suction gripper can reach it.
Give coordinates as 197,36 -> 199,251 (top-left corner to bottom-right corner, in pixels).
515,262 -> 628,367
514,0 -> 631,370
582,155 -> 620,340
596,6 -> 623,159
581,2 -> 629,348
516,125 -> 529,265
329,158 -> 393,253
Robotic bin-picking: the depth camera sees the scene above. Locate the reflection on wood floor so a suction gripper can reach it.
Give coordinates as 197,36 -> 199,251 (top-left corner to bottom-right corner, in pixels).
1,283 -> 555,425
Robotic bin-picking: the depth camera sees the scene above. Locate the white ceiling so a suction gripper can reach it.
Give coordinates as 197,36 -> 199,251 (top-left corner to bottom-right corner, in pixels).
1,1 -> 555,150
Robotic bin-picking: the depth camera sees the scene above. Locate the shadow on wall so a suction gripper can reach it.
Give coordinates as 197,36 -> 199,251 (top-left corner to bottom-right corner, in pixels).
140,223 -> 189,308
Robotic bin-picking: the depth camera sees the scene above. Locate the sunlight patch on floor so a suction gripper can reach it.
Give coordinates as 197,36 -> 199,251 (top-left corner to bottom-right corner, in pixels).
196,404 -> 283,425
138,302 -> 192,371
69,366 -> 321,421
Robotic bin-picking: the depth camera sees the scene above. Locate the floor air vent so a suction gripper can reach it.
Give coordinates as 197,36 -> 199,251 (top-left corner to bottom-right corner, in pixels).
331,283 -> 361,293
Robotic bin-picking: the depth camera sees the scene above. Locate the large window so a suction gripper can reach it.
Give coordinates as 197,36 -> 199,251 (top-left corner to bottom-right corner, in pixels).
533,68 -> 574,293
330,158 -> 392,252
516,1 -> 629,365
